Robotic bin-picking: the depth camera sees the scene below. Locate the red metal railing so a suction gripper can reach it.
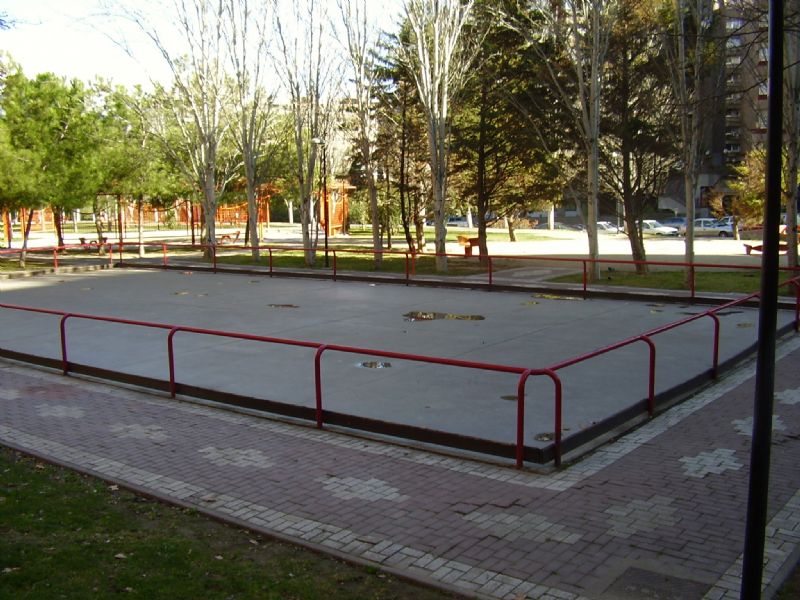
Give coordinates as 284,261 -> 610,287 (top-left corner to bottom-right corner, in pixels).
139,242 -> 800,302
5,241 -> 800,303
0,301 -> 562,467
2,273 -> 799,468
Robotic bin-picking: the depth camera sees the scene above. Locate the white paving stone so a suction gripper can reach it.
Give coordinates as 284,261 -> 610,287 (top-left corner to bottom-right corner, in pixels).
732,415 -> 787,437
36,404 -> 86,419
679,448 -> 744,478
605,495 -> 679,538
463,510 -> 583,544
777,387 -> 800,406
198,446 -> 274,469
317,476 -> 409,502
110,423 -> 169,442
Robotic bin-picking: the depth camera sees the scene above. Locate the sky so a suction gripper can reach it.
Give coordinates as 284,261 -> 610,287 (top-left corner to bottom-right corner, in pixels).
0,0 -> 169,88
0,0 -> 403,90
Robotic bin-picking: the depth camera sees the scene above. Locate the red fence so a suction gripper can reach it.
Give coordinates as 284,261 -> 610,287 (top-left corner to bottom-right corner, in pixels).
4,241 -> 800,301
1,269 -> 798,467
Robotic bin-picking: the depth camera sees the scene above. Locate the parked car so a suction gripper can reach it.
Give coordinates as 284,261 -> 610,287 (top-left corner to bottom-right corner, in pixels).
641,219 -> 679,235
447,216 -> 469,227
596,221 -> 623,234
678,218 -> 733,237
534,221 -> 577,230
662,216 -> 687,229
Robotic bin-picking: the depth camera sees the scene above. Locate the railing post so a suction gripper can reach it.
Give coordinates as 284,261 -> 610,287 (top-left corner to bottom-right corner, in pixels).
59,315 -> 70,375
167,328 -> 179,398
333,252 -> 337,281
212,244 -> 217,273
162,243 -> 168,267
404,252 -> 410,286
641,336 -> 656,416
268,248 -> 273,276
488,256 -> 493,288
53,248 -> 58,269
708,313 -> 721,378
314,345 -> 328,428
540,369 -> 564,468
515,370 -> 532,469
690,264 -> 696,301
552,372 -> 563,468
108,244 -> 113,267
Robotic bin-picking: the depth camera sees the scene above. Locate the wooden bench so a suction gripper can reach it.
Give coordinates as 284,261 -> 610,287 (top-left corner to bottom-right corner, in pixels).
457,235 -> 480,257
219,230 -> 241,245
79,236 -> 108,246
744,242 -> 791,255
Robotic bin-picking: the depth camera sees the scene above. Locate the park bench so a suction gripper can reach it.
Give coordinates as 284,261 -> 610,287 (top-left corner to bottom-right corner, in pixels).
744,242 -> 791,255
457,235 -> 480,257
219,230 -> 241,245
79,236 -> 108,247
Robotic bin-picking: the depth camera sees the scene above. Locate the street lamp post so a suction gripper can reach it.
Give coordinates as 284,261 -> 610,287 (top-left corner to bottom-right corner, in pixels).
312,138 -> 329,268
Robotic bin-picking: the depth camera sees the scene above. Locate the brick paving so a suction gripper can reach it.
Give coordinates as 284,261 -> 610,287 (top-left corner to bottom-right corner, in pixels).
1,335 -> 799,599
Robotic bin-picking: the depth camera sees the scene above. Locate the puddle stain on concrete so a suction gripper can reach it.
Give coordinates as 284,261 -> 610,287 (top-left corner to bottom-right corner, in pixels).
534,293 -> 584,301
403,311 -> 485,322
356,361 -> 392,369
267,304 -> 299,309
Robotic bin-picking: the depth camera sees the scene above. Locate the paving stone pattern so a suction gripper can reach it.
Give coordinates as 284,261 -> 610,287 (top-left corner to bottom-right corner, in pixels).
1,337 -> 800,599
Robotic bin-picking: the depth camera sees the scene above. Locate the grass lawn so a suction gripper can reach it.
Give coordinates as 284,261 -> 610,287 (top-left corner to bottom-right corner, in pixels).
344,224 -> 556,244
0,447 -> 455,600
550,268 -> 800,296
216,248 -> 489,277
2,446 -> 799,598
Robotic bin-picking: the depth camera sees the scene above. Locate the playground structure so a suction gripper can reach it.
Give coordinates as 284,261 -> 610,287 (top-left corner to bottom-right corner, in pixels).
0,179 -> 352,243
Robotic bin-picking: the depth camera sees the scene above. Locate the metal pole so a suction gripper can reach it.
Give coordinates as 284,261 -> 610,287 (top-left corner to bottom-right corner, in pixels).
740,0 -> 783,595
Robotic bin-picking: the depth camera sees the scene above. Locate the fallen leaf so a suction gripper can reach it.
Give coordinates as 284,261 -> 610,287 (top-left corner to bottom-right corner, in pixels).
2,567 -> 20,574
108,485 -> 119,491
114,553 -> 127,560
214,555 -> 223,561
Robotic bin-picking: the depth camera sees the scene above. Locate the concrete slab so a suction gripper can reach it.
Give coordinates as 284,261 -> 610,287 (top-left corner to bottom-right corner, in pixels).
0,268 -> 795,464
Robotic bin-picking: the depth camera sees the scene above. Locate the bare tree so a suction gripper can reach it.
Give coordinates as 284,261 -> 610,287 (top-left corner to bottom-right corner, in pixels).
398,0 -> 476,272
223,0 -> 276,262
122,0 -> 238,253
274,0 -> 341,266
662,0 -> 715,284
499,0 -> 615,281
338,0 -> 383,267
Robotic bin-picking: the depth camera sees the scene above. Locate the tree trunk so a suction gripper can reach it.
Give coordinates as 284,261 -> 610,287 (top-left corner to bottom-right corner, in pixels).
137,198 -> 145,258
476,79 -> 490,265
399,99 -> 415,252
368,171 -> 382,267
2,210 -> 12,248
430,115 -> 449,272
246,175 -> 260,262
53,207 -> 64,247
19,208 -> 33,268
415,196 -> 426,251
507,217 -> 516,242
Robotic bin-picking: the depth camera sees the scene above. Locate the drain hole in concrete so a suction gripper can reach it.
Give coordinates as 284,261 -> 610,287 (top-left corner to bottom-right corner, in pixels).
357,361 -> 391,369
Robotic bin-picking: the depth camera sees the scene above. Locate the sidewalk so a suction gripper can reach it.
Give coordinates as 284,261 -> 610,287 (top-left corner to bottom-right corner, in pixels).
1,335 -> 799,599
